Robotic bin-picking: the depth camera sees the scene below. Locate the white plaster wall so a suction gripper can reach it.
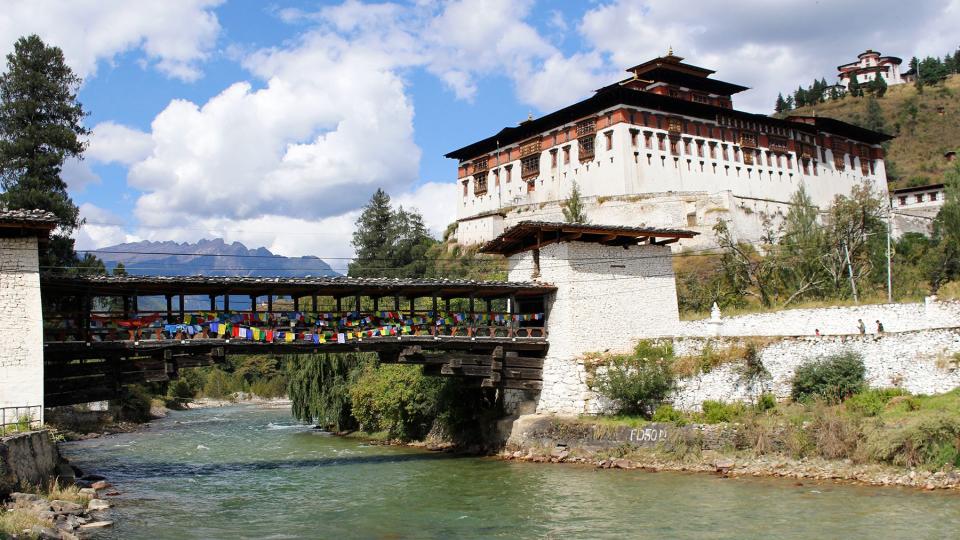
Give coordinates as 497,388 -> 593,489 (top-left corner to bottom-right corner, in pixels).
455,105 -> 890,246
671,330 -> 960,411
0,236 -> 44,422
509,241 -> 680,414
678,299 -> 960,337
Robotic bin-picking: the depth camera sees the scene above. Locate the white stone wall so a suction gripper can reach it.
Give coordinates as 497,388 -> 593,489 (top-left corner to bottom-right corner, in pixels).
678,299 -> 960,338
671,330 -> 960,411
509,241 -> 680,414
0,236 -> 44,422
455,104 -> 889,246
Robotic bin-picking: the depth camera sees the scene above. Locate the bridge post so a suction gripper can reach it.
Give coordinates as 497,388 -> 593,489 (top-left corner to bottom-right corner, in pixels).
166,295 -> 173,323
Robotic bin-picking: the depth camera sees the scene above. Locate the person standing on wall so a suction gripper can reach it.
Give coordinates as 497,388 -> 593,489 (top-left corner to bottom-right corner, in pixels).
876,320 -> 885,334
857,319 -> 866,335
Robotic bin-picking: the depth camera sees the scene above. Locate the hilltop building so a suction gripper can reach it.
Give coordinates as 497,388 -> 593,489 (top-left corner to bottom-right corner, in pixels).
447,52 -> 893,247
837,50 -> 905,88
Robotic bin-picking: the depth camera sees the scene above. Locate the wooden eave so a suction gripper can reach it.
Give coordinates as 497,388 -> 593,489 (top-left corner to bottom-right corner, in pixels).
479,222 -> 698,257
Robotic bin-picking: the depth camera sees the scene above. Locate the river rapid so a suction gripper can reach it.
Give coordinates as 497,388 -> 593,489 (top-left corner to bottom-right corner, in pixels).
61,406 -> 960,539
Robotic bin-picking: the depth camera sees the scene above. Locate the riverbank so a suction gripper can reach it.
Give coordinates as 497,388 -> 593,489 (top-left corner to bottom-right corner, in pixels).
498,413 -> 960,491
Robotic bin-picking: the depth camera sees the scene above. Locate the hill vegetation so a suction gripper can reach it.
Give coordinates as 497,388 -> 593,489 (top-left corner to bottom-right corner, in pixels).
782,74 -> 960,190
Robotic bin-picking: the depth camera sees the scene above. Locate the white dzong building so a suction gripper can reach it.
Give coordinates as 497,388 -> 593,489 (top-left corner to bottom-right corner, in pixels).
837,50 -> 905,88
446,53 -> 893,248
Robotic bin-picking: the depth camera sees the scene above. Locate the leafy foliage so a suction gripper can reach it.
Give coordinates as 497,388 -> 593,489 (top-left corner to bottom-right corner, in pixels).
348,364 -> 443,440
592,342 -> 676,416
561,180 -> 588,223
288,353 -> 373,431
791,351 -> 866,403
0,35 -> 87,269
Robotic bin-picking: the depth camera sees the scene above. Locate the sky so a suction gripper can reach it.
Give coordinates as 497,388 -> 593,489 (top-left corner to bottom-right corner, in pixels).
2,0 -> 957,272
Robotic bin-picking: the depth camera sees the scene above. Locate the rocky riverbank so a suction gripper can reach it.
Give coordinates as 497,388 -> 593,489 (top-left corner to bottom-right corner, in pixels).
499,446 -> 960,491
1,474 -> 117,539
498,414 -> 960,491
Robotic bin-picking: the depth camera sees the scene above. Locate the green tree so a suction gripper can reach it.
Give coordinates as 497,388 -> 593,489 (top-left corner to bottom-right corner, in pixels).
0,35 -> 88,268
715,219 -> 780,308
869,74 -> 888,98
847,75 -> 862,98
348,189 -> 438,278
561,181 -> 588,223
288,353 -> 373,431
863,97 -> 886,133
927,162 -> 960,290
774,93 -> 787,113
778,184 -> 827,306
822,181 -> 887,297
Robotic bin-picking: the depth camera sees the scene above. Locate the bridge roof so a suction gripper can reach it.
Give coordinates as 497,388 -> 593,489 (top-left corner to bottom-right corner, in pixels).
40,274 -> 555,299
480,221 -> 698,256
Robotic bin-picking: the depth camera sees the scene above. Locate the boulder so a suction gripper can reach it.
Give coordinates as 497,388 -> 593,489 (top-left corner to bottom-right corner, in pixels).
714,458 -> 735,473
79,521 -> 114,530
10,492 -> 40,503
90,480 -> 111,490
77,488 -> 97,498
87,499 -> 112,511
50,500 -> 84,515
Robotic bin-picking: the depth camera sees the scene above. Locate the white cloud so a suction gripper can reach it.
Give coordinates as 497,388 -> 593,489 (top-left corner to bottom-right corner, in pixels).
61,157 -> 100,192
392,181 -> 457,239
75,203 -> 140,250
87,122 -> 153,165
0,0 -> 222,81
578,0 -> 960,112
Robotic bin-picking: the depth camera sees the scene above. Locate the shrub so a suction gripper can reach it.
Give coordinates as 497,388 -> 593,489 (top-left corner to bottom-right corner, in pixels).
846,388 -> 910,417
110,385 -> 154,423
791,351 -> 866,403
651,404 -> 687,425
202,367 -> 241,399
869,413 -> 960,469
250,376 -> 288,399
348,364 -> 443,440
633,339 -> 675,361
755,392 -> 777,411
809,404 -> 862,460
593,352 -> 675,417
700,400 -> 746,424
663,427 -> 703,461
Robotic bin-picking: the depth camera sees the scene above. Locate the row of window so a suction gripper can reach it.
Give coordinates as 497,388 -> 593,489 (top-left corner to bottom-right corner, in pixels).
898,192 -> 940,205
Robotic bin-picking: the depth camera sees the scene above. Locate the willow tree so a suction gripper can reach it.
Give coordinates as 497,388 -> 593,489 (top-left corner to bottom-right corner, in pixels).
287,353 -> 374,431
0,35 -> 88,268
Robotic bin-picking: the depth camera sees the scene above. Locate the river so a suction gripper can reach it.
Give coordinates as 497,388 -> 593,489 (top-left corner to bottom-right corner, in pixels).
60,406 -> 960,539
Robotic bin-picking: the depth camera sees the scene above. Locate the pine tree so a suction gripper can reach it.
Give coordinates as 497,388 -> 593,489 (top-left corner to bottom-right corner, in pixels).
0,35 -> 88,268
562,181 -> 588,224
774,93 -> 787,114
847,75 -> 862,98
348,189 -> 437,278
785,95 -> 795,110
864,98 -> 886,133
870,74 -> 888,98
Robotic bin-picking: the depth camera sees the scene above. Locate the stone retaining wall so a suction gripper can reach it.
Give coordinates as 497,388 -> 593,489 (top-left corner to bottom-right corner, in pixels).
671,329 -> 960,411
678,298 -> 960,338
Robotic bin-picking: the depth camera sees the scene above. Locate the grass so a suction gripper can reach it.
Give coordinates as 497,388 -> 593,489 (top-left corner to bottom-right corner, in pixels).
786,74 -> 960,190
672,338 -> 772,378
587,387 -> 960,471
0,500 -> 50,539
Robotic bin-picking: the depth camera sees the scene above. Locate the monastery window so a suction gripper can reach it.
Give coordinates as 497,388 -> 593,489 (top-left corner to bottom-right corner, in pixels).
869,160 -> 875,175
802,160 -> 809,175
709,142 -> 717,159
766,152 -> 772,167
733,147 -> 741,163
562,146 -> 570,165
579,135 -> 596,161
776,155 -> 782,168
658,134 -> 666,152
692,94 -> 709,105
860,159 -> 869,176
670,138 -> 679,156
683,138 -> 691,155
821,147 -> 828,162
813,160 -> 818,176
462,180 -> 468,197
931,192 -> 938,201
493,168 -> 500,186
505,164 -> 512,182
696,140 -> 704,157
473,171 -> 488,195
576,118 -> 597,137
669,89 -> 682,98
644,131 -> 653,149
899,196 -> 907,206
604,131 -> 613,151
521,154 -> 540,180
550,149 -> 558,169
916,194 -> 924,204
743,150 -> 754,166
630,128 -> 639,147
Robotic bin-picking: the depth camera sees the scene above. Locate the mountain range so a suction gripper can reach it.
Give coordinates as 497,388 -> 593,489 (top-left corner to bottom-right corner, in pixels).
95,238 -> 338,277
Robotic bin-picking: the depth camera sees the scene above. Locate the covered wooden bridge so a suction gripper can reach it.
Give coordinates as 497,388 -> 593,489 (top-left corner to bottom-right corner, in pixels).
40,274 -> 554,406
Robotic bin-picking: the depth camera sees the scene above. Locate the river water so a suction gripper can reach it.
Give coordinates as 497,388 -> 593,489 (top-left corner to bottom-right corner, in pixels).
61,406 -> 960,539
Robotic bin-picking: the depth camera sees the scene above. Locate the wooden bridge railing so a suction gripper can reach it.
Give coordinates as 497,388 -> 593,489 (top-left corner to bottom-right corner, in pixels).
43,309 -> 547,344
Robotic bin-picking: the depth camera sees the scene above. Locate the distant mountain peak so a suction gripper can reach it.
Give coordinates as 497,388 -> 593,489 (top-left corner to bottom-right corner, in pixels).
95,238 -> 338,277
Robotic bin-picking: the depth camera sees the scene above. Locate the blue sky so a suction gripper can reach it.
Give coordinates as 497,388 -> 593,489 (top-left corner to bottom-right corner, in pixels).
1,0 -> 956,267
